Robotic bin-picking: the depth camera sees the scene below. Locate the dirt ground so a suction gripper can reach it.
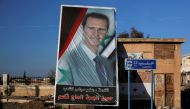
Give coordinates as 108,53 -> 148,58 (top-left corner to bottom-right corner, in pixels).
0,100 -> 55,109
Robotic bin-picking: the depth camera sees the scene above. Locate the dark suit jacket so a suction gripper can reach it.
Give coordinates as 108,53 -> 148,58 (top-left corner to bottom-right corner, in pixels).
57,44 -> 115,86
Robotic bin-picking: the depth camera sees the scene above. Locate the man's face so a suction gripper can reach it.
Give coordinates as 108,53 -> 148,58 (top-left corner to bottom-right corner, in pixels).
83,16 -> 108,54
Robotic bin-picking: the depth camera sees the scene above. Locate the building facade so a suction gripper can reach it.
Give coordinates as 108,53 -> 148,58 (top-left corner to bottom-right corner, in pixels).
181,54 -> 190,87
181,54 -> 190,73
117,38 -> 185,109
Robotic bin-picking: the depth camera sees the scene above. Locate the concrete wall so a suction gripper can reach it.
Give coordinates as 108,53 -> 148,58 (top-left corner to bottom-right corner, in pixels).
0,85 -> 54,97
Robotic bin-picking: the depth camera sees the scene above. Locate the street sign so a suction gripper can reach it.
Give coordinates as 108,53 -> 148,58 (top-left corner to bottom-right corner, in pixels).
125,59 -> 156,109
125,59 -> 156,70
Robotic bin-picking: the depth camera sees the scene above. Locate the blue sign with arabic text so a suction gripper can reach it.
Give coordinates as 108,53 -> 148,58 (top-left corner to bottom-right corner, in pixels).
125,59 -> 156,70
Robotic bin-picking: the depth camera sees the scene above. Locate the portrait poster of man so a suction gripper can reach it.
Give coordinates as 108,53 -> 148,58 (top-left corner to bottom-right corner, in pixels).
54,5 -> 118,106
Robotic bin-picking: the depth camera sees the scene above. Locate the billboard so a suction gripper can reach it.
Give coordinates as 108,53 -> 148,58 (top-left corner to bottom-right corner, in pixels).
54,5 -> 118,106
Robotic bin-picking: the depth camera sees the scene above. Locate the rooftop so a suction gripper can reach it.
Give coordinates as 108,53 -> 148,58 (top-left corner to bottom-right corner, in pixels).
117,38 -> 186,43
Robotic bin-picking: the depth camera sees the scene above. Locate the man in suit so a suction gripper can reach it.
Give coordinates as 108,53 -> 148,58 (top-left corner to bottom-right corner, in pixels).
57,12 -> 115,86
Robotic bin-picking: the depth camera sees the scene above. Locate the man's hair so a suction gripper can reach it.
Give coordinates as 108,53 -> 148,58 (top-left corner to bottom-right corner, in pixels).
82,12 -> 109,30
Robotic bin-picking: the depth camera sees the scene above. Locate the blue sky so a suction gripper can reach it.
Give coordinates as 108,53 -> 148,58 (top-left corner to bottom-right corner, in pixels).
0,0 -> 190,76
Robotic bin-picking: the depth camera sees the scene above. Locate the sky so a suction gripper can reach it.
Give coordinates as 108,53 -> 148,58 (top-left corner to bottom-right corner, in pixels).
0,0 -> 190,76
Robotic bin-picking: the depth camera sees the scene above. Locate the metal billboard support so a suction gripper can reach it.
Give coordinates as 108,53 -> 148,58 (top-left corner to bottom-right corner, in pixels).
151,70 -> 154,109
128,70 -> 130,109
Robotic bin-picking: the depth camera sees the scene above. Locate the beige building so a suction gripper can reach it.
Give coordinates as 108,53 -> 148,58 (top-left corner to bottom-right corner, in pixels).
181,54 -> 190,86
117,38 -> 185,109
181,53 -> 190,73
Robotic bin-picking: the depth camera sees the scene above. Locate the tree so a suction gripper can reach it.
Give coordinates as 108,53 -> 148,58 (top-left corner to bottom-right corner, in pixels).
46,69 -> 55,78
46,69 -> 55,84
118,32 -> 129,38
23,70 -> 31,85
130,27 -> 144,38
23,70 -> 26,79
118,27 -> 145,38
